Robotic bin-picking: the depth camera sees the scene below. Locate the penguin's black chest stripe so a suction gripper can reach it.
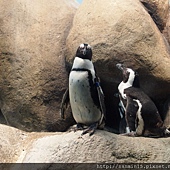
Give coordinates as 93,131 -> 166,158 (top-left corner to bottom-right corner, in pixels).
71,68 -> 100,109
72,68 -> 89,72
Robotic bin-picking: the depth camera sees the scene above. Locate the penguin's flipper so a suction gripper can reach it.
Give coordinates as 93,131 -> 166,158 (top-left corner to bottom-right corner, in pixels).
125,96 -> 139,132
95,77 -> 106,122
60,88 -> 69,119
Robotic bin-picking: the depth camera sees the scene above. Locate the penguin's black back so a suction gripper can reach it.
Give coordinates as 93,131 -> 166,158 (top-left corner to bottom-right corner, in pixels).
124,87 -> 162,127
132,74 -> 140,88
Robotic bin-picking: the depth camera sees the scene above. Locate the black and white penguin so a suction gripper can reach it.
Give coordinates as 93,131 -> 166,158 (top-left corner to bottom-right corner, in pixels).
116,63 -> 140,133
61,43 -> 106,136
116,63 -> 170,137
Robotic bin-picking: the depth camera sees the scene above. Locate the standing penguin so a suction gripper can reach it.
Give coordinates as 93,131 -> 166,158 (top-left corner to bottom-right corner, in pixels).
116,63 -> 140,133
61,43 -> 105,136
116,63 -> 170,137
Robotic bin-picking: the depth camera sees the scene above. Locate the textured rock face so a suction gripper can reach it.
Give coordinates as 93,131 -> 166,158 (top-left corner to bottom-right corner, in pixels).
163,10 -> 170,45
66,0 -> 170,130
1,124 -> 170,166
0,124 -> 25,163
19,130 -> 161,163
140,0 -> 169,31
0,125 -> 168,165
0,0 -> 77,131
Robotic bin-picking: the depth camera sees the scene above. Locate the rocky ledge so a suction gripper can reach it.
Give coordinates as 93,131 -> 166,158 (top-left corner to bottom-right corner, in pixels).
1,124 -> 170,165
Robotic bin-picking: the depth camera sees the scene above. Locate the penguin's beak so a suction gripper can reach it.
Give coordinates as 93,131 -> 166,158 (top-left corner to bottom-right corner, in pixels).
116,63 -> 124,71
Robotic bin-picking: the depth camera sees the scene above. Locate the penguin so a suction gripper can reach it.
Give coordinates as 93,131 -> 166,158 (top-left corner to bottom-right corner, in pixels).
116,63 -> 170,137
116,63 -> 140,133
124,87 -> 170,137
61,43 -> 106,136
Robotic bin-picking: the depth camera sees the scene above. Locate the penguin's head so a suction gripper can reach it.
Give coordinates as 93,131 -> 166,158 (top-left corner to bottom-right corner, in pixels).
116,63 -> 140,87
76,43 -> 92,60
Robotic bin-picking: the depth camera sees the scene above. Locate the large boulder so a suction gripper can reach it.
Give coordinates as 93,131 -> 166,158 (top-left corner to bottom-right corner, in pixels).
66,0 -> 170,130
0,0 -> 77,131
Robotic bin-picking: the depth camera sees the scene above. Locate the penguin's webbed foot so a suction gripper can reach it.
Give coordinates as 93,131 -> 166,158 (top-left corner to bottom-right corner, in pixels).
68,123 -> 84,133
120,131 -> 137,137
74,123 -> 84,132
82,122 -> 98,136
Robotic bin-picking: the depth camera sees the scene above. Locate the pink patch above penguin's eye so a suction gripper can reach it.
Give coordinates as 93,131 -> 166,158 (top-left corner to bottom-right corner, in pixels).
126,70 -> 129,74
79,44 -> 84,48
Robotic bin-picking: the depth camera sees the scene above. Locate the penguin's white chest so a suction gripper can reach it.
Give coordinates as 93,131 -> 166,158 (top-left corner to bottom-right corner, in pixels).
133,99 -> 144,135
69,70 -> 101,125
118,82 -> 131,99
